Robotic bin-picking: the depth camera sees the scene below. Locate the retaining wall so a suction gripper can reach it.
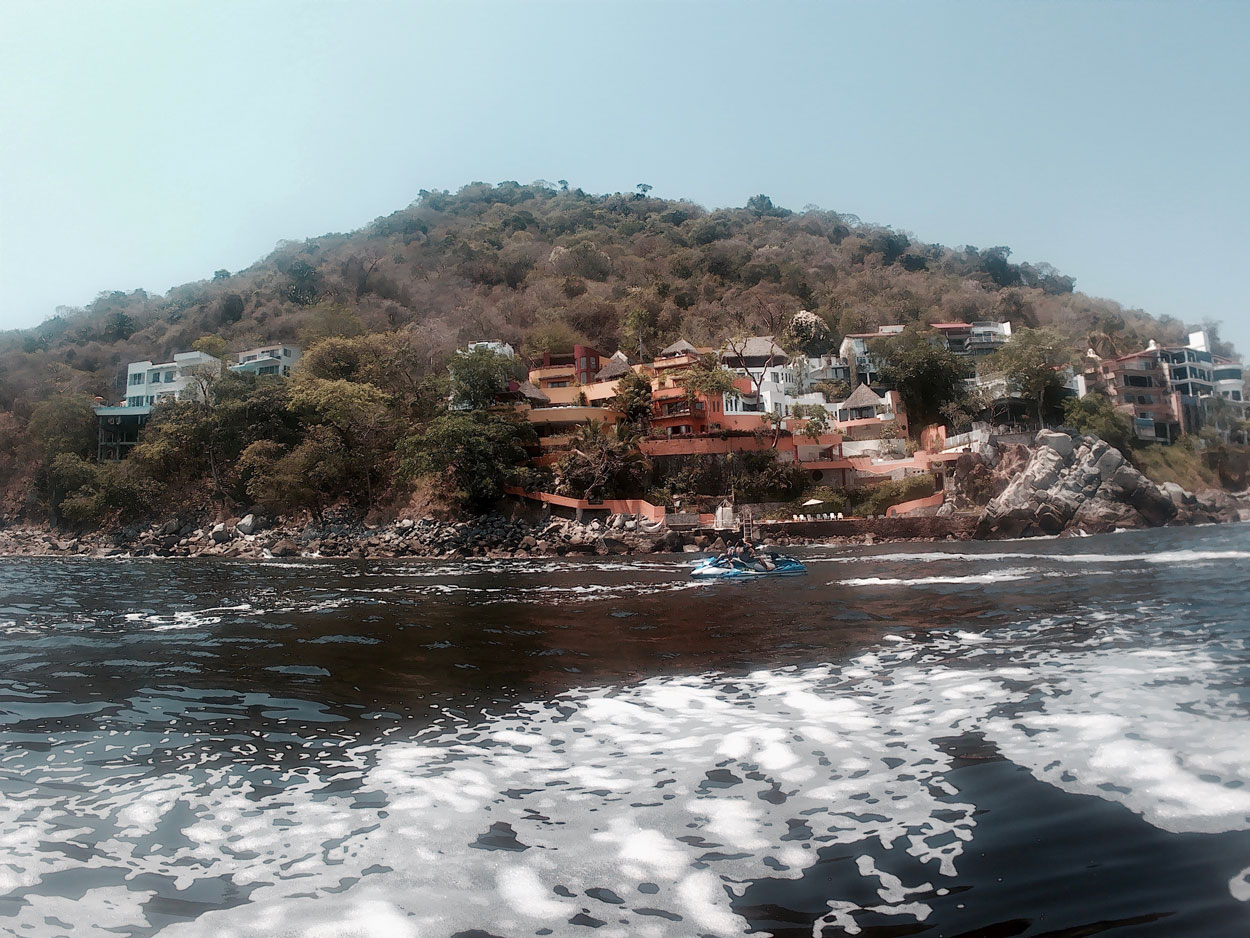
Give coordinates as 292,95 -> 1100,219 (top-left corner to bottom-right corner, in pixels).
758,515 -> 979,540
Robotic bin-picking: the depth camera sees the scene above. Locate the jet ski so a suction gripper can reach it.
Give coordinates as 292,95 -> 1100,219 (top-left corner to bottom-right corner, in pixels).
690,552 -> 807,579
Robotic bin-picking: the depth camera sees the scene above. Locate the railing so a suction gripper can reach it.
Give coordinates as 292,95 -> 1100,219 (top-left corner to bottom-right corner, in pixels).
504,487 -> 666,523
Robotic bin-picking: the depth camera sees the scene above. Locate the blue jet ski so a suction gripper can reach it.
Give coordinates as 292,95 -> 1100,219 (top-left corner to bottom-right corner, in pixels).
690,552 -> 807,580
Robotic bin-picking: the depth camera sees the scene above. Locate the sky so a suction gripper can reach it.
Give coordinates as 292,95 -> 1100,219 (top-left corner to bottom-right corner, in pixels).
2,0 -> 1248,353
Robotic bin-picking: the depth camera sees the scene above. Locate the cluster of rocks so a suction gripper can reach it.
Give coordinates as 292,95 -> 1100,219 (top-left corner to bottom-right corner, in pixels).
0,510 -> 689,561
974,430 -> 1244,538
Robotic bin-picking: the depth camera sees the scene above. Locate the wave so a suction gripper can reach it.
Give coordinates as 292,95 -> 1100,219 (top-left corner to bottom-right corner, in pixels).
812,548 -> 1250,566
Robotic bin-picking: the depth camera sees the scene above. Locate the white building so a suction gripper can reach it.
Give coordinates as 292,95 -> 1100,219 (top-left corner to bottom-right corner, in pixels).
230,343 -> 301,378
465,340 -> 516,359
123,351 -> 223,408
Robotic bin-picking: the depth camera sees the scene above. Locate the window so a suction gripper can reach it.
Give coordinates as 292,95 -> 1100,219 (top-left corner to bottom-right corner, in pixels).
283,348 -> 292,357
165,371 -> 175,381
130,373 -> 144,385
150,372 -> 161,383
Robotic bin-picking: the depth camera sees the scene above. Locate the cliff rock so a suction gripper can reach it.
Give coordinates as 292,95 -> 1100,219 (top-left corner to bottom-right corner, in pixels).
976,430 -> 1178,537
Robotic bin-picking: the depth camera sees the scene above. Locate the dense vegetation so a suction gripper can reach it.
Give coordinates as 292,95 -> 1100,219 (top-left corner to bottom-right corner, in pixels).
0,181 -> 1241,524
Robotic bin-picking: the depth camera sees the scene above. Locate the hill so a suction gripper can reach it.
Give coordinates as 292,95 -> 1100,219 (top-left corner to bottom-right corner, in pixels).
1,180 -> 1235,416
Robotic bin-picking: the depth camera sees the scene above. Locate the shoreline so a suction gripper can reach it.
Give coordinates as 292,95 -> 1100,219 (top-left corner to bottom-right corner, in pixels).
1,510 -> 1240,561
0,512 -> 983,561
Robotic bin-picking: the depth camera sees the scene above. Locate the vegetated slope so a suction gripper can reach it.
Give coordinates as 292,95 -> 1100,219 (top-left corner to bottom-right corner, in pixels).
1,181 -> 1232,419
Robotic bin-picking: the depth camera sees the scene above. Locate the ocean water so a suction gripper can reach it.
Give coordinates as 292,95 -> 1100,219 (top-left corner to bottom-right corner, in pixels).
0,525 -> 1248,937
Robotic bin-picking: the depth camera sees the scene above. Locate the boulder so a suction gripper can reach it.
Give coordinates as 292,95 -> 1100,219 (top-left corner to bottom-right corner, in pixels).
1035,429 -> 1075,459
236,514 -> 258,535
270,539 -> 298,558
210,523 -> 232,544
979,433 -> 1177,537
600,536 -> 630,555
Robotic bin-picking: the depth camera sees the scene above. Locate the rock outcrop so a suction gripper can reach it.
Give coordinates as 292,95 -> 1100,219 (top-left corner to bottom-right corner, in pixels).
976,430 -> 1237,538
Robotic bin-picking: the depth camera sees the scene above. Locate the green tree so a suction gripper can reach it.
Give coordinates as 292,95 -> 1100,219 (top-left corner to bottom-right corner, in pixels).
449,347 -> 523,410
553,421 -> 650,502
299,305 -> 364,345
238,427 -> 347,521
1062,391 -> 1134,454
798,404 -> 831,441
875,328 -> 971,436
676,355 -> 740,406
104,312 -> 135,341
27,394 -> 97,462
192,334 -> 228,361
611,370 -> 654,430
289,376 -> 393,506
988,327 -> 1074,429
399,411 -> 535,510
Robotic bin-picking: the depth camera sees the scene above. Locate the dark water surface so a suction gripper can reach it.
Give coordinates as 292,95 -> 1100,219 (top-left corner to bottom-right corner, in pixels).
1,526 -> 1248,937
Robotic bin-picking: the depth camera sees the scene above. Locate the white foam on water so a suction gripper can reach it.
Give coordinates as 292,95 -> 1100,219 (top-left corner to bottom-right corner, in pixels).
3,603 -> 1249,935
811,548 -> 1250,566
837,567 -> 1040,587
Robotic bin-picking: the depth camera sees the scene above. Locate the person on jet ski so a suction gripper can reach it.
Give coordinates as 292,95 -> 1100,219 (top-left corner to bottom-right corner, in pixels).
741,538 -> 774,571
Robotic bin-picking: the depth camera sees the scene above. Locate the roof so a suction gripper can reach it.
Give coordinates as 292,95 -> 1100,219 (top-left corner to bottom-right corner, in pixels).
659,339 -> 698,358
514,381 -> 550,404
841,383 -> 884,410
930,322 -> 972,330
594,352 -> 633,381
726,336 -> 788,361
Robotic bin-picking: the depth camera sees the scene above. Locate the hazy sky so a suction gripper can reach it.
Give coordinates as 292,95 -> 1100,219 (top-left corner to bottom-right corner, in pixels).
2,1 -> 1248,352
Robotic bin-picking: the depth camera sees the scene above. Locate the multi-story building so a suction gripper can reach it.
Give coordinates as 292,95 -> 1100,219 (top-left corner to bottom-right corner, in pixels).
930,321 -> 1013,356
465,340 -> 516,359
1212,357 -> 1245,402
229,343 -> 301,378
97,349 -> 223,459
528,345 -> 604,388
838,326 -> 902,386
1096,348 -> 1180,443
121,351 -> 223,408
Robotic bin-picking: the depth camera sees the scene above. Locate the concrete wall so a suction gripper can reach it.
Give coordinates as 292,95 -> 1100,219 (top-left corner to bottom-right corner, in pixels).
759,515 -> 979,540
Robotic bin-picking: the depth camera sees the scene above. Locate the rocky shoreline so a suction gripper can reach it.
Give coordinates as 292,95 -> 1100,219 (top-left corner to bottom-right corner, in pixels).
1,432 -> 1245,561
0,509 -> 971,561
963,430 -> 1248,537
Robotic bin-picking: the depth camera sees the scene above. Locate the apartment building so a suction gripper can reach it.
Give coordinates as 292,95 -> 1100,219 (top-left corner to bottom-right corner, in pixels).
121,351 -> 223,408
229,344 -> 301,378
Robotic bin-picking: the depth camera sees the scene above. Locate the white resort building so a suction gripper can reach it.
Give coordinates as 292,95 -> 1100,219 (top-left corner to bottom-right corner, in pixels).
229,344 -> 302,377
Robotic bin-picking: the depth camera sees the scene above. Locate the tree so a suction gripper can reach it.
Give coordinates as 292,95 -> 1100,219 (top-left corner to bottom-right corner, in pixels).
798,404 -> 831,441
27,395 -> 96,462
1063,391 -> 1134,454
875,328 -> 971,435
289,376 -> 392,506
621,304 -> 659,360
611,370 -> 655,430
238,428 -> 347,521
783,310 -> 834,356
217,293 -> 245,324
449,347 -> 523,410
676,355 -> 739,407
299,305 -> 364,345
399,411 -> 535,510
104,312 -> 135,342
553,421 -> 650,502
987,327 -> 1075,429
192,334 -> 228,361
283,259 -> 321,306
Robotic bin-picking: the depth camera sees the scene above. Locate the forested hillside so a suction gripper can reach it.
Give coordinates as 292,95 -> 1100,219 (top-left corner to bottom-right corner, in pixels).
2,181 -> 1231,414
0,181 -> 1237,525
